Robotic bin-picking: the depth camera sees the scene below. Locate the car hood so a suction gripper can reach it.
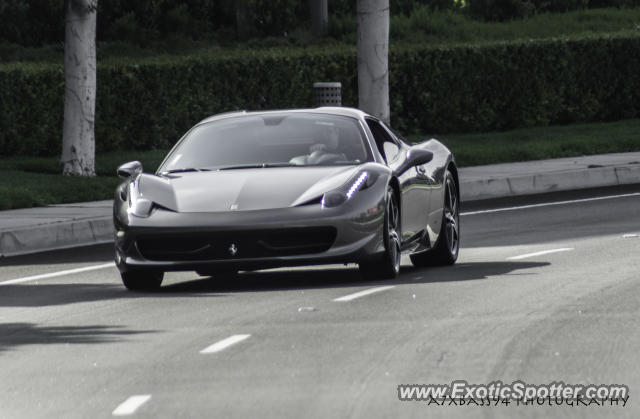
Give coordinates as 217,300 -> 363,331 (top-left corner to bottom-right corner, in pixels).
137,166 -> 361,213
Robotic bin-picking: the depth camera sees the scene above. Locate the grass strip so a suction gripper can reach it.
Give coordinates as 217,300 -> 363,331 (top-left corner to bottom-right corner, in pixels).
1,119 -> 639,210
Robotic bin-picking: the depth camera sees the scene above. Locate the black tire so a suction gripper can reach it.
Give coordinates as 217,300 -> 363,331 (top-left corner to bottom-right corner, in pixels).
410,170 -> 459,267
359,186 -> 401,279
121,271 -> 164,291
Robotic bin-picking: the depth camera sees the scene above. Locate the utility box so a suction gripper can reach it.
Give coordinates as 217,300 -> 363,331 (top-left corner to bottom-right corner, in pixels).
313,82 -> 342,106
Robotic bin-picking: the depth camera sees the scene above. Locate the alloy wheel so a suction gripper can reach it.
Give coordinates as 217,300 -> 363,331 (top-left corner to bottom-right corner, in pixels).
387,191 -> 401,274
443,178 -> 459,256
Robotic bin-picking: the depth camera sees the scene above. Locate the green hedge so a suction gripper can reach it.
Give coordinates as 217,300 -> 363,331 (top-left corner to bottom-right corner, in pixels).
0,1 -> 459,47
391,34 -> 640,133
2,33 -> 640,156
3,1 -> 638,48
467,0 -> 640,21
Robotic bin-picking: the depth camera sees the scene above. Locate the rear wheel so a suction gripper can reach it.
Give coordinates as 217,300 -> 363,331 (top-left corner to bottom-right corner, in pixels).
121,271 -> 164,291
359,186 -> 401,279
410,170 -> 459,267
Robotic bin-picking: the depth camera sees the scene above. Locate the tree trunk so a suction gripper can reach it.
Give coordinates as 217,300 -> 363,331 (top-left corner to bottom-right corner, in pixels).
310,0 -> 328,39
357,0 -> 390,125
61,0 -> 97,176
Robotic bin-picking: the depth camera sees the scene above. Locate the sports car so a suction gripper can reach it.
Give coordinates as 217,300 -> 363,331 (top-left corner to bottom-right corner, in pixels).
113,107 -> 460,290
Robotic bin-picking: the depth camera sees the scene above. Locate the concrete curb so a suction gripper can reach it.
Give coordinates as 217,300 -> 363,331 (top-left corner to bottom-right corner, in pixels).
2,161 -> 640,257
0,216 -> 113,258
460,163 -> 640,202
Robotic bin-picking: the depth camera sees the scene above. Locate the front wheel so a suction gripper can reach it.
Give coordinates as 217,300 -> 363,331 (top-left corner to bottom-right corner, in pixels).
121,271 -> 164,291
359,186 -> 401,279
410,170 -> 459,267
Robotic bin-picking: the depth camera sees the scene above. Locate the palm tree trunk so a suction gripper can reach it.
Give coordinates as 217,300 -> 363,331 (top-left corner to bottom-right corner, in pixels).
61,0 -> 97,176
357,0 -> 390,125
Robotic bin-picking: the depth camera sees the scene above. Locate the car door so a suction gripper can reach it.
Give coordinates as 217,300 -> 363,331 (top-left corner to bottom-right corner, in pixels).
365,118 -> 430,243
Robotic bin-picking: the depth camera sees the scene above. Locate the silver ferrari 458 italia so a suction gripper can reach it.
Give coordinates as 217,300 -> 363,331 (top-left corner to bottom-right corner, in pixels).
113,107 -> 460,290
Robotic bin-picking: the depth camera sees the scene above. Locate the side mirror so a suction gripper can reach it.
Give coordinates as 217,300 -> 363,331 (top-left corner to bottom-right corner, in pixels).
117,161 -> 143,179
394,148 -> 433,176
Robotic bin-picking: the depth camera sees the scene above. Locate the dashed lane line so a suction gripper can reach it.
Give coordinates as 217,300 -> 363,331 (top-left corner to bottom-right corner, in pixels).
333,286 -> 396,302
507,248 -> 574,260
200,334 -> 251,354
112,395 -> 151,416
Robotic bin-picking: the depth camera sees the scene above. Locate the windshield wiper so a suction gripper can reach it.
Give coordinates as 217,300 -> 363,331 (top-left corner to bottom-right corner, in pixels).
160,167 -> 211,174
217,163 -> 296,170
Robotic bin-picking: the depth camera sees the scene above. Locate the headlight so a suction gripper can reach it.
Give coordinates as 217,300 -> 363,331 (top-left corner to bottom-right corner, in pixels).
321,171 -> 376,208
127,180 -> 154,218
346,172 -> 369,199
128,197 -> 154,218
321,190 -> 348,208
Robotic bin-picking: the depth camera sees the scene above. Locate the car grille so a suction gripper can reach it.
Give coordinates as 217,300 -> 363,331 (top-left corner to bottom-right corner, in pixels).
135,227 -> 337,261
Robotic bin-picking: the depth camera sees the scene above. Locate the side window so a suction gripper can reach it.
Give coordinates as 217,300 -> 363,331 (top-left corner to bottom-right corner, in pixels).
383,141 -> 400,162
366,119 -> 400,163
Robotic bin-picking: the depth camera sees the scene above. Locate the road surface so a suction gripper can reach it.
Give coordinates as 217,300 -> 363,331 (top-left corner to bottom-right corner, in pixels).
1,186 -> 639,418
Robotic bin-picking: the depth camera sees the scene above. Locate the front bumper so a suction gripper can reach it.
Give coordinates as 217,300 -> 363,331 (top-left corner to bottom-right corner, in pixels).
114,189 -> 386,273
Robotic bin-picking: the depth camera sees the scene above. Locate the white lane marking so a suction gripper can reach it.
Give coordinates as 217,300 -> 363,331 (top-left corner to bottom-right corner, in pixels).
461,192 -> 640,216
200,334 -> 251,354
333,285 -> 396,302
507,248 -> 574,260
623,233 -> 639,238
0,262 -> 115,286
112,395 -> 151,416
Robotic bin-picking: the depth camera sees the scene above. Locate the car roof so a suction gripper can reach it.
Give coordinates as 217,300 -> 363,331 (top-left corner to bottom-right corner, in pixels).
196,107 -> 370,126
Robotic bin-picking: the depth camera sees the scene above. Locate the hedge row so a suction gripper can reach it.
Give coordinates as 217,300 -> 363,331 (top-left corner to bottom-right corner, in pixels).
467,0 -> 640,21
2,33 -> 640,156
0,0 -> 460,47
391,33 -> 640,133
3,1 -> 638,47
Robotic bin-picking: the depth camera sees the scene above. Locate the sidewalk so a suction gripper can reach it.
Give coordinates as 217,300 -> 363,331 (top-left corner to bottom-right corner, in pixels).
1,152 -> 640,257
0,201 -> 113,257
460,152 -> 640,201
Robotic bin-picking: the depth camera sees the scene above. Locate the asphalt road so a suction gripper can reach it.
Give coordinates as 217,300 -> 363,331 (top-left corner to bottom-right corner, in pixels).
1,186 -> 639,418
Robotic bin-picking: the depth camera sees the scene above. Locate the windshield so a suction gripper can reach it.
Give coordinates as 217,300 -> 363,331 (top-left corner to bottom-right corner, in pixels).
158,113 -> 372,173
